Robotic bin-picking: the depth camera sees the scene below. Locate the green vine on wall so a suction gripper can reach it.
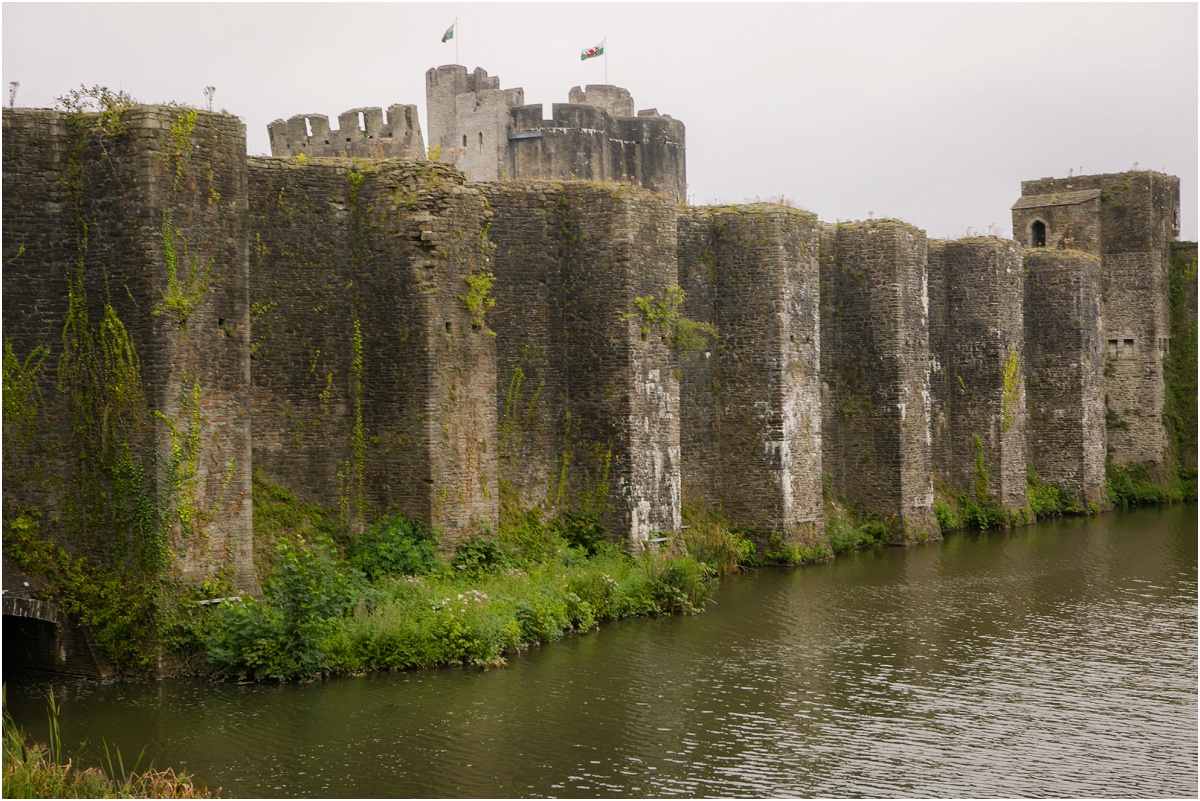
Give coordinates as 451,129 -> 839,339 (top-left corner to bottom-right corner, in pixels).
629,284 -> 717,352
338,316 -> 367,529
460,271 -> 496,331
2,339 -> 48,448
154,209 -> 214,325
167,108 -> 197,191
972,433 -> 990,501
1001,348 -> 1021,433
153,380 -> 206,542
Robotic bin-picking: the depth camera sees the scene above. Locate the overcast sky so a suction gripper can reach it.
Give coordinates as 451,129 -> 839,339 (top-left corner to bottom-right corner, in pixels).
3,2 -> 1196,239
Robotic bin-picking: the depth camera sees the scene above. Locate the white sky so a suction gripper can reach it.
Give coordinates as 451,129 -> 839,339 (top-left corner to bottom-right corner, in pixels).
3,2 -> 1196,239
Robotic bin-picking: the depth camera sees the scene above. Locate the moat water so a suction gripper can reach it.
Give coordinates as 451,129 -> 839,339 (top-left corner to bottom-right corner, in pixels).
4,505 -> 1196,798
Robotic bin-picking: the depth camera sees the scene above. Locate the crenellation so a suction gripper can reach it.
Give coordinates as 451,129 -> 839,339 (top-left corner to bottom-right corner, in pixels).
268,104 -> 424,160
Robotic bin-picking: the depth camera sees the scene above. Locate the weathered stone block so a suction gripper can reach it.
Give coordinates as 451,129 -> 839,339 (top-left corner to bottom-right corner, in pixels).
677,205 -> 825,549
820,220 -> 939,542
928,238 -> 1028,514
1023,248 -> 1107,508
485,182 -> 680,547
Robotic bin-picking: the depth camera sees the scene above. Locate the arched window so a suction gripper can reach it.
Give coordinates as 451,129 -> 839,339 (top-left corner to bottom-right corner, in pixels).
462,134 -> 467,147
1031,220 -> 1046,247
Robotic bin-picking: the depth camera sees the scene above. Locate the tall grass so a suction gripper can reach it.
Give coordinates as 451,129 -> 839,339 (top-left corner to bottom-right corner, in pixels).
2,687 -> 216,798
205,508 -> 717,681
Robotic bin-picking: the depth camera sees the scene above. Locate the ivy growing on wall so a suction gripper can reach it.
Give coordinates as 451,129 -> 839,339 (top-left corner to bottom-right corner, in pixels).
629,284 -> 717,352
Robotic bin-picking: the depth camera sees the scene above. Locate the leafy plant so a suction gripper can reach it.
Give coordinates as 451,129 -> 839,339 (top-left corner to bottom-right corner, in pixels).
451,536 -> 514,576
206,541 -> 360,680
630,285 -> 717,352
349,515 -> 439,580
460,271 -> 496,331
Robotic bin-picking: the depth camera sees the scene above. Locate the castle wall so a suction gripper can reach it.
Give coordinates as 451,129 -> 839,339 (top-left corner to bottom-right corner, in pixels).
247,158 -> 497,545
820,220 -> 938,542
1,106 -> 256,590
1023,249 -> 1107,507
928,239 -> 1028,513
1014,171 -> 1180,474
677,206 -> 825,549
268,104 -> 424,160
508,104 -> 614,186
484,182 -> 680,546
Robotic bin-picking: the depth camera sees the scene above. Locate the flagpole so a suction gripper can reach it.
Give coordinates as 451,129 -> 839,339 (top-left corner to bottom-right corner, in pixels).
456,17 -> 459,64
604,36 -> 608,83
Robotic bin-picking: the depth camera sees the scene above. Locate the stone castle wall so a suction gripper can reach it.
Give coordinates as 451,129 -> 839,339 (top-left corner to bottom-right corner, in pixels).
427,65 -> 686,201
1023,249 -> 1107,507
820,221 -> 939,542
484,182 -> 681,546
1013,171 -> 1181,476
3,102 -> 1192,675
2,106 -> 256,591
928,238 -> 1028,513
677,205 -> 825,549
247,157 -> 497,546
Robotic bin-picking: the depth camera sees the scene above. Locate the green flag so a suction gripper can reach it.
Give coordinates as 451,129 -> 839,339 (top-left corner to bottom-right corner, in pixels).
442,22 -> 455,43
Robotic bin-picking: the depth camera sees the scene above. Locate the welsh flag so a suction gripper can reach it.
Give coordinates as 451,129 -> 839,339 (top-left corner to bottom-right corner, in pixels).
581,42 -> 604,60
442,22 -> 455,43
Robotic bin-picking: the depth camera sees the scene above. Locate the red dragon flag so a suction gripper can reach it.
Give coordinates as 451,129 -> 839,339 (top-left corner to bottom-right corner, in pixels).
442,22 -> 455,43
581,41 -> 604,60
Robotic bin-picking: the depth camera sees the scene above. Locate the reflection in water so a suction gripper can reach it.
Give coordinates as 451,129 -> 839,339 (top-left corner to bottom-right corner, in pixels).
5,506 -> 1196,797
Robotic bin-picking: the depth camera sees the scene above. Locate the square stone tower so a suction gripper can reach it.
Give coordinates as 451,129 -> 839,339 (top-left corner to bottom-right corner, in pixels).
1013,171 -> 1181,475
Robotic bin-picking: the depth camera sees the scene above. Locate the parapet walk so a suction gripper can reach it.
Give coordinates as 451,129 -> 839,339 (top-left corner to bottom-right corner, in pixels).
1,105 -> 1189,613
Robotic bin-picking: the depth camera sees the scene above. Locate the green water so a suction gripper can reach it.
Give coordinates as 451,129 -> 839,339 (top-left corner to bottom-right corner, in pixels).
4,506 -> 1196,797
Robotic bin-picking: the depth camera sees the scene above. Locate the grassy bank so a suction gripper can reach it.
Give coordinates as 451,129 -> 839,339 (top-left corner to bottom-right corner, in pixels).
2,689 -> 215,799
202,485 -> 717,682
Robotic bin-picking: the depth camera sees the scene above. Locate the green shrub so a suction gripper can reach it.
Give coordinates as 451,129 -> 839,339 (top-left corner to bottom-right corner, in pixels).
934,499 -> 962,532
647,555 -> 715,614
566,570 -> 622,619
206,542 -> 360,680
452,536 -> 515,576
1106,461 -> 1179,508
552,512 -> 606,556
497,506 -> 557,563
826,511 -> 888,553
349,515 -> 439,579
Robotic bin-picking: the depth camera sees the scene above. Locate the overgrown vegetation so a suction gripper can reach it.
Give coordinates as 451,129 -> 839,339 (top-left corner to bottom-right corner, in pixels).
630,284 -> 718,352
202,480 -> 718,682
1106,461 -> 1192,508
1163,243 -> 1198,501
2,688 -> 216,798
1026,465 -> 1092,518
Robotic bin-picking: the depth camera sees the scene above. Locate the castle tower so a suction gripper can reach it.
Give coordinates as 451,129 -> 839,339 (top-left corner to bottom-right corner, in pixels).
425,66 -> 686,200
425,65 -> 524,181
1013,171 -> 1180,475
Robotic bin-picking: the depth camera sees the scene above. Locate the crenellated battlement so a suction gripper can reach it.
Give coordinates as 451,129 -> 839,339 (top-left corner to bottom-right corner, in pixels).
268,104 -> 424,160
424,65 -> 686,200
